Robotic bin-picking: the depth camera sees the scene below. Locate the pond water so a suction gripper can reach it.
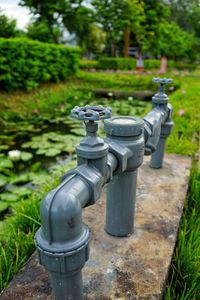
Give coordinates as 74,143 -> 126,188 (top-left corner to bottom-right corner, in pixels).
0,98 -> 148,218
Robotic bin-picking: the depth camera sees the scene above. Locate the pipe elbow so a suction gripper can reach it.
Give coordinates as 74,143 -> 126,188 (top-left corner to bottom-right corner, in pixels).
36,184 -> 89,253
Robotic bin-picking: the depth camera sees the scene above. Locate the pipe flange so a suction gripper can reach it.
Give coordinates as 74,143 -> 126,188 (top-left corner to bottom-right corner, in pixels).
36,237 -> 90,275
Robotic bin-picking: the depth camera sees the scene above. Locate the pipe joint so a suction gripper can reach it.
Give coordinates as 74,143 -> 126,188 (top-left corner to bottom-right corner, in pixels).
104,116 -> 144,173
160,121 -> 173,139
37,238 -> 89,276
62,164 -> 104,207
106,152 -> 118,183
106,141 -> 131,173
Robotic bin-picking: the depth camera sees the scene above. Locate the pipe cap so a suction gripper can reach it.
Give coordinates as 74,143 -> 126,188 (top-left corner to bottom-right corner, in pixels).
104,116 -> 144,137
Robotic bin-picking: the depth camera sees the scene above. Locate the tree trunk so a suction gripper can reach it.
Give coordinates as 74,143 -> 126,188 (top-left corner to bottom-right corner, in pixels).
159,56 -> 168,74
124,27 -> 130,57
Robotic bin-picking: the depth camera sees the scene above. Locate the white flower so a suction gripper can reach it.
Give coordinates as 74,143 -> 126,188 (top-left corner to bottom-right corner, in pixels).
128,97 -> 133,101
8,150 -> 21,161
108,92 -> 113,97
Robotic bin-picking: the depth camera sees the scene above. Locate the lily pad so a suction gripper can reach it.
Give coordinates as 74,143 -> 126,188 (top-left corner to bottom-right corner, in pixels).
45,148 -> 61,157
70,128 -> 85,136
36,148 -> 49,155
12,186 -> 32,197
0,201 -> 9,212
0,193 -> 18,202
0,157 -> 13,169
0,145 -> 9,151
0,173 -> 8,187
29,172 -> 50,185
20,151 -> 33,161
30,162 -> 41,172
10,173 -> 30,184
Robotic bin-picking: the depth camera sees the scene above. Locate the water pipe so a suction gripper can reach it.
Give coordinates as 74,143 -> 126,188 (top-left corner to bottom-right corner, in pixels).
35,78 -> 173,300
143,78 -> 174,168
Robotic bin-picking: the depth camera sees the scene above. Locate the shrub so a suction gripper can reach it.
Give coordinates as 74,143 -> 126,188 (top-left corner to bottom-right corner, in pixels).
168,60 -> 196,71
98,57 -> 135,70
144,59 -> 160,70
79,59 -> 99,69
0,38 -> 80,90
96,58 -> 160,71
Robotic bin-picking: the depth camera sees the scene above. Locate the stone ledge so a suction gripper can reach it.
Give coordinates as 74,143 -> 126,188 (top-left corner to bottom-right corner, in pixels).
0,154 -> 191,300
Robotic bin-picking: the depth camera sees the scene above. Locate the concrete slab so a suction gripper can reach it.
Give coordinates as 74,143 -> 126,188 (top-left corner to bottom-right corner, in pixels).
0,154 -> 191,300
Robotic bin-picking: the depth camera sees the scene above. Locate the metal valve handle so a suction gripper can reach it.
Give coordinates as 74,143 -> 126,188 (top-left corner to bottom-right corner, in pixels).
153,78 -> 173,94
70,105 -> 112,121
153,78 -> 173,85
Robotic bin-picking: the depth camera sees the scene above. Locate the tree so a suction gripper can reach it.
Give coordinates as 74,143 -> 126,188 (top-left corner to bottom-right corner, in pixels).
155,21 -> 196,59
79,24 -> 106,55
27,20 -> 62,43
169,0 -> 200,35
62,5 -> 95,49
138,1 -> 197,71
92,0 -> 144,56
20,0 -> 88,43
140,0 -> 171,53
0,10 -> 18,38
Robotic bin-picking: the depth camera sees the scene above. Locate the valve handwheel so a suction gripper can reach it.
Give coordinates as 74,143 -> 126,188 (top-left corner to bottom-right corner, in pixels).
70,105 -> 112,121
153,77 -> 173,93
153,78 -> 173,85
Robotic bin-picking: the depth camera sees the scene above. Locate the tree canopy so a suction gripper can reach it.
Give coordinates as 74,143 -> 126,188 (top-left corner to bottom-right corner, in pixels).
0,10 -> 18,38
16,0 -> 200,59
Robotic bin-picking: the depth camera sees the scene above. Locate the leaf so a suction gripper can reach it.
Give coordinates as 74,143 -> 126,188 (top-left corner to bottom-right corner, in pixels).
20,151 -> 33,161
10,173 -> 30,184
45,148 -> 61,157
0,193 -> 18,202
30,161 -> 41,172
0,157 -> 13,169
70,128 -> 85,136
29,172 -> 50,185
36,148 -> 49,155
12,186 -> 32,197
0,174 -> 8,187
0,202 -> 9,212
0,145 -> 9,150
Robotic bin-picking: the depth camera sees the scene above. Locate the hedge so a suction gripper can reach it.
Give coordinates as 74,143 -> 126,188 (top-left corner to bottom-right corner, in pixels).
79,59 -> 99,69
168,60 -> 196,71
0,38 -> 80,90
80,58 -> 160,71
80,58 -> 196,72
98,57 -> 135,70
89,58 -> 160,70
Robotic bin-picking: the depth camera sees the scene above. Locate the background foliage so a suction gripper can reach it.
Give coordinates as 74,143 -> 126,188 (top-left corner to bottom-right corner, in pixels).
0,38 -> 80,90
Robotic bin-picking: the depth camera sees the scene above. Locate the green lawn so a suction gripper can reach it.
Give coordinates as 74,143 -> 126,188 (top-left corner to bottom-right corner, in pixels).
0,71 -> 199,299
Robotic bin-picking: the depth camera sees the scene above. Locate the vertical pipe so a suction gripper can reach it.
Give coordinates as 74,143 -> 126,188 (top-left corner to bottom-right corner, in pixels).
51,271 -> 83,300
150,137 -> 166,169
105,170 -> 137,237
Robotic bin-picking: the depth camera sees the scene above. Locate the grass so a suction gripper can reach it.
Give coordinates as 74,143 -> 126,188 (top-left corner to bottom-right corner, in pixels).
164,163 -> 200,300
163,76 -> 200,299
0,71 -> 199,298
0,160 -> 76,291
0,71 -> 156,115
